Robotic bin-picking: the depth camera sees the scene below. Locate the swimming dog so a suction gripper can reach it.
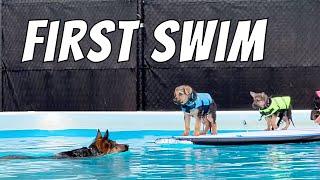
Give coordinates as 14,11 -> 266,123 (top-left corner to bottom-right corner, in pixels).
56,129 -> 128,158
0,129 -> 128,159
173,85 -> 217,136
250,91 -> 293,131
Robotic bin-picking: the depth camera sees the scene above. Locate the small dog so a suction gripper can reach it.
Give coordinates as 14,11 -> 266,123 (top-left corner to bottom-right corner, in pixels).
250,91 -> 293,131
56,129 -> 128,158
311,90 -> 320,124
173,85 -> 217,136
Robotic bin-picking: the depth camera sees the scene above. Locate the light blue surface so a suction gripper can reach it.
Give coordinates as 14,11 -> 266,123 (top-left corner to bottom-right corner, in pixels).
0,111 -> 318,131
0,130 -> 319,179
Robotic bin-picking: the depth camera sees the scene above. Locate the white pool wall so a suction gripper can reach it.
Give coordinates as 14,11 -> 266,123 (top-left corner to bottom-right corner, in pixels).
0,110 -> 318,131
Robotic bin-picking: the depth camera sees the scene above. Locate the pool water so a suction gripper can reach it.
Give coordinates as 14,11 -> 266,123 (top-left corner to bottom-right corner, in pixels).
0,130 -> 319,179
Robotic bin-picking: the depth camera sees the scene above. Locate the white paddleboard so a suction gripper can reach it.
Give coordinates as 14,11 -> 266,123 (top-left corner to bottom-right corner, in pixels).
154,138 -> 193,144
159,129 -> 320,145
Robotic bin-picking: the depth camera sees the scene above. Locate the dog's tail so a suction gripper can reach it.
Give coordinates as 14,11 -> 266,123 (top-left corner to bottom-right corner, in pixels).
0,155 -> 34,159
0,155 -> 55,159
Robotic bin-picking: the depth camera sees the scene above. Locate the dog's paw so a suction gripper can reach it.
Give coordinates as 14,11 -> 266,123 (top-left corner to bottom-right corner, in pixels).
211,131 -> 217,135
182,131 -> 190,136
200,131 -> 207,135
193,132 -> 200,136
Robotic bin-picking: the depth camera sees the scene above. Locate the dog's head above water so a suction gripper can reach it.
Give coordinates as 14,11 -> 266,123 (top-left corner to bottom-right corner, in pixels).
250,91 -> 269,109
56,129 -> 128,158
173,85 -> 197,105
89,129 -> 129,155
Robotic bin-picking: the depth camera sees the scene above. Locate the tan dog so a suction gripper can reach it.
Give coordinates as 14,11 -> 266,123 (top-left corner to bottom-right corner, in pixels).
173,85 -> 217,136
250,91 -> 293,131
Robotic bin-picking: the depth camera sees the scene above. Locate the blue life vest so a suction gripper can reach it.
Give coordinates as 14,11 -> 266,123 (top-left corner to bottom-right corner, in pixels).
181,93 -> 214,113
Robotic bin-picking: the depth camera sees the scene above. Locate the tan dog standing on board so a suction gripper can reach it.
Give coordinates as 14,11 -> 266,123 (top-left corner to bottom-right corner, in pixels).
250,91 -> 294,131
173,85 -> 217,136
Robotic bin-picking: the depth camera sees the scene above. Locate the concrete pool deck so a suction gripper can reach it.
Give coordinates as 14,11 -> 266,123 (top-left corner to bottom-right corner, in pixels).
0,110 -> 319,131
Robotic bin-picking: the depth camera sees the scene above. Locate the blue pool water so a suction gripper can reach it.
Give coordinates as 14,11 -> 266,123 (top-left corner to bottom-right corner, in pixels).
0,130 -> 319,179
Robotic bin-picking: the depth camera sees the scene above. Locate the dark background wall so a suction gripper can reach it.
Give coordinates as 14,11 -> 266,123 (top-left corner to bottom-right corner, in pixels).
1,0 -> 139,111
142,0 -> 320,110
1,0 -> 320,111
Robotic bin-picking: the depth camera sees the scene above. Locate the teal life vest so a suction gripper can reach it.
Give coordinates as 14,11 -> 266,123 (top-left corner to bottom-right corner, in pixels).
259,96 -> 291,117
182,93 -> 214,113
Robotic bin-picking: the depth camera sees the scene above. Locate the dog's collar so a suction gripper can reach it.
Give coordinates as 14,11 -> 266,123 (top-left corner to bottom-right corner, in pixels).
181,92 -> 198,111
185,92 -> 197,106
262,97 -> 271,109
259,98 -> 272,117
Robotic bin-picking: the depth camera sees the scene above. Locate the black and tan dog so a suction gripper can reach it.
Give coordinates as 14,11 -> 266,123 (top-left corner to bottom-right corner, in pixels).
56,129 -> 128,158
250,91 -> 293,131
1,129 -> 128,159
173,85 -> 217,136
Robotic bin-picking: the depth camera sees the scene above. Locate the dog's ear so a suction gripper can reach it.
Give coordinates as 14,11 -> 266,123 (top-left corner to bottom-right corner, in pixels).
95,129 -> 102,140
174,86 -> 181,95
183,85 -> 193,95
250,91 -> 256,98
103,130 -> 109,140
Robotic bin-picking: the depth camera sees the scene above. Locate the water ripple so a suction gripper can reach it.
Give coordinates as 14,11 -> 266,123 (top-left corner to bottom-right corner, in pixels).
0,132 -> 319,179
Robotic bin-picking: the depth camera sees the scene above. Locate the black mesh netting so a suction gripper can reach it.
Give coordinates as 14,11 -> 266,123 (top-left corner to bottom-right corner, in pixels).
143,67 -> 320,111
1,0 -> 139,111
3,69 -> 137,110
0,0 -> 320,111
143,0 -> 320,68
142,0 -> 320,111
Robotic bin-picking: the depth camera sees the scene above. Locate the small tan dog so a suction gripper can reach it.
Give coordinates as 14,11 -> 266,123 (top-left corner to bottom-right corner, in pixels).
173,85 -> 217,136
250,91 -> 293,131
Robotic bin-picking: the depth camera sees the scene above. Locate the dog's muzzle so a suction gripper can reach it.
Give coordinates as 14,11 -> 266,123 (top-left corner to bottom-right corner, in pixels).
252,103 -> 260,109
124,144 -> 129,151
173,98 -> 181,105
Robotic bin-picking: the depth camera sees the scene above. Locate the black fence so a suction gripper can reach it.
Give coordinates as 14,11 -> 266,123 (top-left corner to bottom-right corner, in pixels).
1,0 -> 320,111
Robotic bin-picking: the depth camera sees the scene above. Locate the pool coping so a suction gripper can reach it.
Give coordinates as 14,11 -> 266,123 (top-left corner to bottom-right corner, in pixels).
0,110 -> 318,131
